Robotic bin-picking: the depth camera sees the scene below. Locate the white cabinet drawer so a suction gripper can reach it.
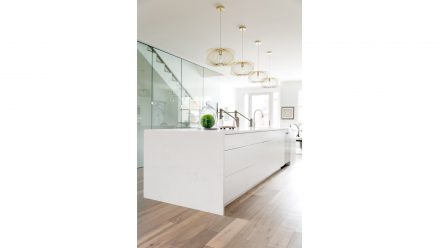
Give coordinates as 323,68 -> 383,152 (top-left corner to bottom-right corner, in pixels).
224,165 -> 253,205
224,144 -> 260,177
223,129 -> 290,206
224,130 -> 286,150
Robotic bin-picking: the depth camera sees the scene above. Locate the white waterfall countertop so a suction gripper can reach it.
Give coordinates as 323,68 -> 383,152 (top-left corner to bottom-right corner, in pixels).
146,127 -> 289,135
143,127 -> 296,215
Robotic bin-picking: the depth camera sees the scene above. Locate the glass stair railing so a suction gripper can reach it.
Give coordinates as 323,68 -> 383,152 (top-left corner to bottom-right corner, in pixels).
137,41 -> 222,167
138,46 -> 193,103
152,49 -> 193,100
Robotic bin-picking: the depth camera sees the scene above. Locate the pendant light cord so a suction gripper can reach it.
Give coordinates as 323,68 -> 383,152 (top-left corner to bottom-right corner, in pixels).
241,31 -> 244,61
257,44 -> 260,70
219,10 -> 222,48
269,54 -> 271,77
268,53 -> 271,74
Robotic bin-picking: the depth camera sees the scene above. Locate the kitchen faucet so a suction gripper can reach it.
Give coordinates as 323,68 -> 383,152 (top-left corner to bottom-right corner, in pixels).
218,109 -> 253,128
253,109 -> 264,128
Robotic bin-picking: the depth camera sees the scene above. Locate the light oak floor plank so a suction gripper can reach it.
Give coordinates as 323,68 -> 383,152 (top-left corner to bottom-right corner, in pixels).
205,218 -> 248,248
138,155 -> 302,248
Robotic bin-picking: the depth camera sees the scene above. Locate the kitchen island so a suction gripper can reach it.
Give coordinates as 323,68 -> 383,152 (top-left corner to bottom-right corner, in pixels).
143,128 -> 296,215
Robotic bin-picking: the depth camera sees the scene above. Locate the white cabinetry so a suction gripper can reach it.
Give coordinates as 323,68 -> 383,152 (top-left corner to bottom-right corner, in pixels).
223,130 -> 290,204
285,129 -> 296,165
144,128 -> 295,215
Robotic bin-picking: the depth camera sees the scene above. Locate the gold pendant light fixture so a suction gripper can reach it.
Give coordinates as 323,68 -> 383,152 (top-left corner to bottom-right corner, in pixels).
261,51 -> 279,88
207,5 -> 235,66
248,40 -> 268,83
230,25 -> 254,76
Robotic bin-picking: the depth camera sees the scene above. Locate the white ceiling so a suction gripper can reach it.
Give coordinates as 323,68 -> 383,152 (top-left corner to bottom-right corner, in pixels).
138,0 -> 301,87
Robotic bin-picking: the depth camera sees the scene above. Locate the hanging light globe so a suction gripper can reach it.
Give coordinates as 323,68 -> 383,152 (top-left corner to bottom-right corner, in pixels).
262,77 -> 279,88
231,61 -> 254,76
248,40 -> 268,83
260,51 -> 279,88
207,48 -> 235,66
249,70 -> 268,83
230,25 -> 254,76
206,5 -> 235,66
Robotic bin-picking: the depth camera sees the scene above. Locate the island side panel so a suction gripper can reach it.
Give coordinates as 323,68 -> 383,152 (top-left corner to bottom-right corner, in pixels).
143,130 -> 224,215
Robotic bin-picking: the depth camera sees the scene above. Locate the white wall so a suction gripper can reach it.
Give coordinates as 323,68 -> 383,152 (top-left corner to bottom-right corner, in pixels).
280,80 -> 302,128
218,84 -> 236,111
233,80 -> 302,128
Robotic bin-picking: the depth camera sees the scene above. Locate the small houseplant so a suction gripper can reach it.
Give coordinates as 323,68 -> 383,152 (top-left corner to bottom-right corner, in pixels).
200,114 -> 216,129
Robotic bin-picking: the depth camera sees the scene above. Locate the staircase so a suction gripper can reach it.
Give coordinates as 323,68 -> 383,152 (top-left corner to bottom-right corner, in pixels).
138,46 -> 192,100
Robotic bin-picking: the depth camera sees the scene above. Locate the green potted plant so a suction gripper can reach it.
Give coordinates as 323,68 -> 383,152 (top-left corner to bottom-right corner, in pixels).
200,114 -> 216,129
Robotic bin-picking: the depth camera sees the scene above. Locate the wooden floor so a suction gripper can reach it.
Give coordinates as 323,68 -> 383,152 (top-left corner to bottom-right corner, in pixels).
138,156 -> 302,248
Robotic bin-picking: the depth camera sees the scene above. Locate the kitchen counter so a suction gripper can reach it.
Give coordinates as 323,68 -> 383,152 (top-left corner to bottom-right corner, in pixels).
143,128 -> 296,215
148,127 -> 289,134
224,127 -> 289,134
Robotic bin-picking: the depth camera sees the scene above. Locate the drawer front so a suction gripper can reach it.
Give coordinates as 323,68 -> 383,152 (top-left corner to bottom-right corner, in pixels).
224,130 -> 285,150
223,130 -> 288,205
224,159 -> 278,205
224,143 -> 260,177
224,165 -> 253,205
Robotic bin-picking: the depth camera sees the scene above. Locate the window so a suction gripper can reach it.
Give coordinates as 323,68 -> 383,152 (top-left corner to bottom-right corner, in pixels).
247,93 -> 273,128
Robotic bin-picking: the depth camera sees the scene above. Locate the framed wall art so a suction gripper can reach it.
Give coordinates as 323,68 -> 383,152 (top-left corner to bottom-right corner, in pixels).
281,106 -> 294,119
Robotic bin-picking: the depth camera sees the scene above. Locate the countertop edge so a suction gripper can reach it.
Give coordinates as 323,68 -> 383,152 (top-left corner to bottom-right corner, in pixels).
143,128 -> 290,135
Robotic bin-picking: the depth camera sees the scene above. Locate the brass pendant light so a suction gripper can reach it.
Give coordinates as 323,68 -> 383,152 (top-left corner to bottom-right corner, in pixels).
262,51 -> 279,88
230,25 -> 254,76
207,5 -> 235,66
248,40 -> 268,83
